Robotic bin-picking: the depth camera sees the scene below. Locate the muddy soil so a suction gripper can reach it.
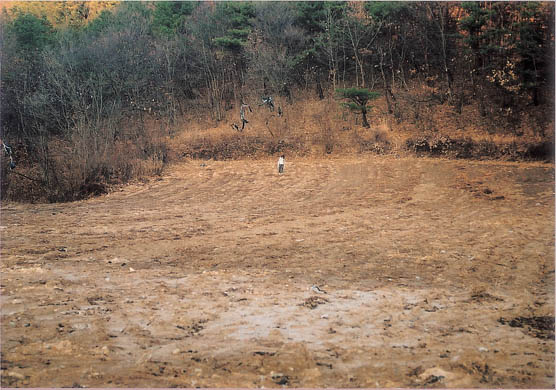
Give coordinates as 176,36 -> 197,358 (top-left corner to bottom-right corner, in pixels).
1,156 -> 554,388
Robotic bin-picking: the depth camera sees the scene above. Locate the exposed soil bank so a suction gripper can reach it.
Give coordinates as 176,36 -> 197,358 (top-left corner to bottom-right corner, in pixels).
180,133 -> 554,162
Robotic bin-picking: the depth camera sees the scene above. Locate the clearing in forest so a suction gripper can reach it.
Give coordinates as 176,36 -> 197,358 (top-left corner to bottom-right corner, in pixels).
1,156 -> 554,388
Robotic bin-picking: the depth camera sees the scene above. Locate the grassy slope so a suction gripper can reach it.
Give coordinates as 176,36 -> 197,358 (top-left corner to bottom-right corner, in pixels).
168,88 -> 555,162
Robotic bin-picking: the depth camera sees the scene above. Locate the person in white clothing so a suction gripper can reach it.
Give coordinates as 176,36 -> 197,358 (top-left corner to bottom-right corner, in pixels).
277,155 -> 285,174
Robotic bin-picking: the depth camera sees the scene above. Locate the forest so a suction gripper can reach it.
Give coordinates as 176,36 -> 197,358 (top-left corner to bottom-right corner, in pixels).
1,1 -> 554,202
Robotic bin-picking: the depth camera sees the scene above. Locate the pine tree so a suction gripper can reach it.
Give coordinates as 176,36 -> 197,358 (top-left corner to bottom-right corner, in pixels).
336,88 -> 380,128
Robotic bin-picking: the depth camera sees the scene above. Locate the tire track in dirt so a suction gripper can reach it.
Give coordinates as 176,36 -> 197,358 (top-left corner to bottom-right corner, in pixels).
1,156 -> 553,387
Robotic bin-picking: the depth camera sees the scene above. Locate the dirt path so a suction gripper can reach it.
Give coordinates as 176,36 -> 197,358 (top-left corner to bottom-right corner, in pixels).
1,155 -> 554,388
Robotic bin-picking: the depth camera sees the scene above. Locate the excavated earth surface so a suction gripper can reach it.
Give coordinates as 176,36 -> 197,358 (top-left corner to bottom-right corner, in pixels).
1,155 -> 554,388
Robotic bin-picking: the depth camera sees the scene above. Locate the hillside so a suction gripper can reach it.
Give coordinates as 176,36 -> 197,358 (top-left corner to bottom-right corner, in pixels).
0,1 -> 118,28
168,89 -> 554,162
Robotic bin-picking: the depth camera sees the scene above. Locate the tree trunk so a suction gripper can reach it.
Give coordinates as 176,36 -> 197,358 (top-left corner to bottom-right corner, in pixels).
532,87 -> 540,106
316,73 -> 324,100
428,3 -> 453,100
456,89 -> 464,114
478,92 -> 486,117
378,48 -> 393,115
361,107 -> 369,128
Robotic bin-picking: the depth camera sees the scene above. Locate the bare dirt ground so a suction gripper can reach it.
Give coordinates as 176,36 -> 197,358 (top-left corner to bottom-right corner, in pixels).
1,155 -> 554,388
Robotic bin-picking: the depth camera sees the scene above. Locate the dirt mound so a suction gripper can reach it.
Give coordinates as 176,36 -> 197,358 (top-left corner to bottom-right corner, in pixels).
406,136 -> 554,161
498,316 -> 555,340
300,296 -> 329,309
179,134 -> 306,160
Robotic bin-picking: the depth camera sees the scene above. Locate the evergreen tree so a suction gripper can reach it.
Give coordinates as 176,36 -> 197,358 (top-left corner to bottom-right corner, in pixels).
336,88 -> 380,128
513,2 -> 552,105
8,12 -> 54,54
152,1 -> 196,37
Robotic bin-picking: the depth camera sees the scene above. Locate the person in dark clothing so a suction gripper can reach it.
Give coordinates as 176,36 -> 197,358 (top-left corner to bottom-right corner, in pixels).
240,102 -> 252,130
260,96 -> 275,112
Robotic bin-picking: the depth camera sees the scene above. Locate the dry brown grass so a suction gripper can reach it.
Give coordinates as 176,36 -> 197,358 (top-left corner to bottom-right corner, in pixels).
2,118 -> 168,202
4,88 -> 551,202
168,93 -> 400,160
166,89 -> 553,164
